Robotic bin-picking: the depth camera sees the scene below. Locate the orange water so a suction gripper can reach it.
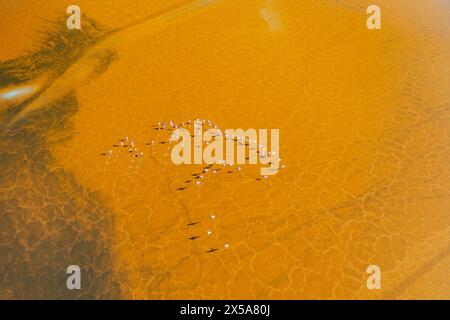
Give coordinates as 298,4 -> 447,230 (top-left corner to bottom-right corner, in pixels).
1,0 -> 450,299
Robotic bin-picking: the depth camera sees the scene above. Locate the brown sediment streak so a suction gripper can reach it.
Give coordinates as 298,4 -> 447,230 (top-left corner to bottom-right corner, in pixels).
6,0 -> 216,128
383,242 -> 450,299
